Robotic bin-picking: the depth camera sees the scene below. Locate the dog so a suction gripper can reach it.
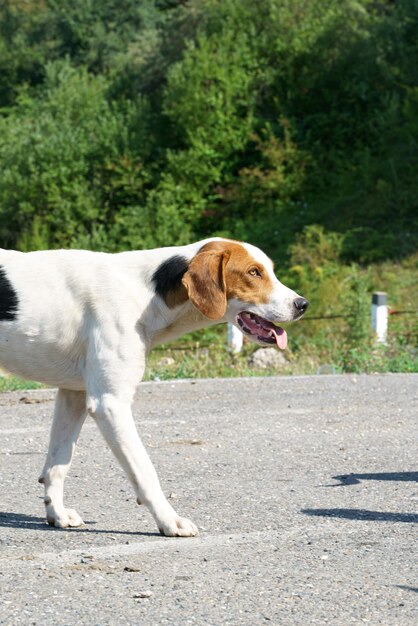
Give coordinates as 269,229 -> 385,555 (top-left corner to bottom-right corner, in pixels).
0,238 -> 308,536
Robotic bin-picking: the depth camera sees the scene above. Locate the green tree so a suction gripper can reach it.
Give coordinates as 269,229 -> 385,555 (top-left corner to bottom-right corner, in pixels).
0,0 -> 417,260
0,62 -> 150,250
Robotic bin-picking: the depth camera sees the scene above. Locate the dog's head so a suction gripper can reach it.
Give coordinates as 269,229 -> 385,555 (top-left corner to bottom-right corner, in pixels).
181,240 -> 308,349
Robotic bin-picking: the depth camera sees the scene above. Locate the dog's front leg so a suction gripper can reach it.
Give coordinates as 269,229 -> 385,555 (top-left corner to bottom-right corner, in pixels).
87,393 -> 198,537
39,389 -> 87,528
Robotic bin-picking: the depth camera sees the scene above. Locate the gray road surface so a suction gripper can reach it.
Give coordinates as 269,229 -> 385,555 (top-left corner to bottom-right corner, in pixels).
0,374 -> 417,625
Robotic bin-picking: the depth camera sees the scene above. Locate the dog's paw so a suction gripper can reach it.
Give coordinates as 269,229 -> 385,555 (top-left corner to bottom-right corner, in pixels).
47,508 -> 84,529
158,516 -> 199,537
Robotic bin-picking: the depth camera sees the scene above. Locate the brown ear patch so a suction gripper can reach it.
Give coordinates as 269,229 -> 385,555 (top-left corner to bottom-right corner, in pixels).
182,249 -> 230,320
196,241 -> 274,306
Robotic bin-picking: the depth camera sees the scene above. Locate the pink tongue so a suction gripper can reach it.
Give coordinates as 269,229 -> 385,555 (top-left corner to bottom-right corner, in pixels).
272,326 -> 287,350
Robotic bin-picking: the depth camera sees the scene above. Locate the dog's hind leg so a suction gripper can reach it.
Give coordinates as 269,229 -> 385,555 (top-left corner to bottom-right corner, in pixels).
39,388 -> 87,528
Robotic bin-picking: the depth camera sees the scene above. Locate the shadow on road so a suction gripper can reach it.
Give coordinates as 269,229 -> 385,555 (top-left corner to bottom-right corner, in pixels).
0,511 -> 160,536
328,472 -> 418,487
396,585 -> 418,593
301,508 -> 418,523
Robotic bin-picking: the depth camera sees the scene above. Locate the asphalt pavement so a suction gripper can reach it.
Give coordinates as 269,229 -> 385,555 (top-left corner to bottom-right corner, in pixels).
0,374 -> 417,625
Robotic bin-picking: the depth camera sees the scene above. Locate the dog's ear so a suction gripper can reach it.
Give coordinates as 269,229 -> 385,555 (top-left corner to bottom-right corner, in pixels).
182,250 -> 230,320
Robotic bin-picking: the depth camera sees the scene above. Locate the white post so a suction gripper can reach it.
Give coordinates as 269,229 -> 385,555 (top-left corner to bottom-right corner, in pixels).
227,322 -> 243,353
371,292 -> 388,344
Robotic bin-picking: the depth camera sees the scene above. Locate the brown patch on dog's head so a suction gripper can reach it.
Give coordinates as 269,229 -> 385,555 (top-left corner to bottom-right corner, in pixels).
182,246 -> 230,320
182,240 -> 274,320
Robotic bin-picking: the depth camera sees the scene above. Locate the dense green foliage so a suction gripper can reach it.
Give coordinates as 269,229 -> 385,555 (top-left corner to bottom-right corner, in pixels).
1,0 -> 417,257
0,0 -> 416,377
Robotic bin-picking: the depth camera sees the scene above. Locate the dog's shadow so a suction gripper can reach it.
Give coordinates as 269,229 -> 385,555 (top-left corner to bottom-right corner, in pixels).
327,471 -> 418,487
0,511 -> 160,536
303,470 -> 418,524
301,508 -> 418,523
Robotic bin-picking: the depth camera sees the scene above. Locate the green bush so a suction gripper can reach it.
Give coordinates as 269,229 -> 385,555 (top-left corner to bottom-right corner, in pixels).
0,61 -> 152,250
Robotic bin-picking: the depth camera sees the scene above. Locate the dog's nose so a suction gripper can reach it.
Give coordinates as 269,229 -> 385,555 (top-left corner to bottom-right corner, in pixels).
294,297 -> 309,314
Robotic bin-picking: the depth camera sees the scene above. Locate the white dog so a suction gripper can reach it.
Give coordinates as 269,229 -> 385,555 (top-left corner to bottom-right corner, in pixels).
0,238 -> 308,536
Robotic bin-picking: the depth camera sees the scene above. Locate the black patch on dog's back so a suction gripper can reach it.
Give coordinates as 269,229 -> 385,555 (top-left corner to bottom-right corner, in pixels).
0,266 -> 19,321
152,255 -> 189,306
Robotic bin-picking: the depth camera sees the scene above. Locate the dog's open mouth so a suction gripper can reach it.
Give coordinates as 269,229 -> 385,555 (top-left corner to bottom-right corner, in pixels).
236,312 -> 287,349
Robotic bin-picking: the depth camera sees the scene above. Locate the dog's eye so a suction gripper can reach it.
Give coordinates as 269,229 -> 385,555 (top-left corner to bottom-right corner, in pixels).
248,268 -> 261,277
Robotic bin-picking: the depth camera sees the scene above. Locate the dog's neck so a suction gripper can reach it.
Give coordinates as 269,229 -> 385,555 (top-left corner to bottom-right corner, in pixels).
148,300 -> 212,349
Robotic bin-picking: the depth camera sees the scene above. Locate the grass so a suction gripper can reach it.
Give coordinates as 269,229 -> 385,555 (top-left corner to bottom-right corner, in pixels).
0,374 -> 42,393
144,324 -> 417,382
